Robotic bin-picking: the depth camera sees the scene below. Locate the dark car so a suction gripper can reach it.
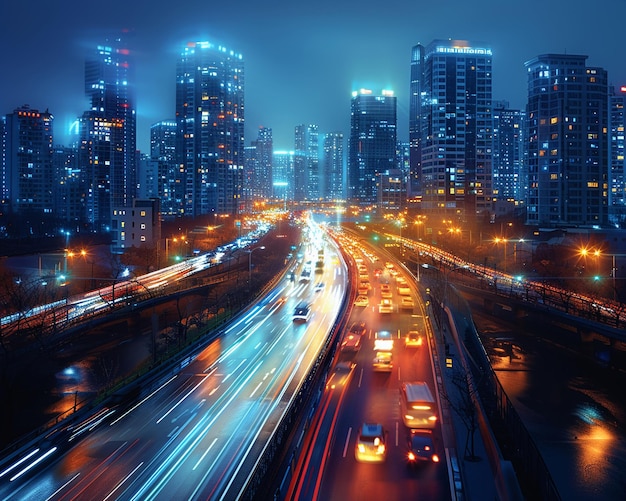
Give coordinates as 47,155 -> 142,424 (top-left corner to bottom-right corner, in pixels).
348,321 -> 367,337
407,430 -> 439,464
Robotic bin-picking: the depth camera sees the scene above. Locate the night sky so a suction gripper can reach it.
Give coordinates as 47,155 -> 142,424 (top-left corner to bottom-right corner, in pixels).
2,1 -> 625,152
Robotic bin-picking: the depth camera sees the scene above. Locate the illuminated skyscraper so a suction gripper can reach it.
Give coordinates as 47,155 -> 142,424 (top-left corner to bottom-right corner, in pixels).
322,132 -> 344,201
272,150 -> 294,204
492,101 -> 525,203
609,86 -> 626,225
79,36 -> 136,231
254,126 -> 273,200
412,40 -> 493,222
525,54 -> 608,226
294,124 -> 319,201
150,120 -> 179,218
4,106 -> 54,216
176,41 -> 245,217
348,89 -> 397,207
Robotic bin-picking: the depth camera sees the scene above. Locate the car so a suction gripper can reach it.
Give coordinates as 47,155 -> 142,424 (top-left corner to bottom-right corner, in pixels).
400,296 -> 415,310
314,281 -> 325,292
380,283 -> 393,298
397,284 -> 411,295
378,298 -> 393,313
373,351 -> 393,372
354,295 -> 369,307
407,430 -> 439,464
374,330 -> 394,351
341,333 -> 361,352
293,302 -> 311,322
405,330 -> 423,348
355,423 -> 387,462
348,321 -> 367,337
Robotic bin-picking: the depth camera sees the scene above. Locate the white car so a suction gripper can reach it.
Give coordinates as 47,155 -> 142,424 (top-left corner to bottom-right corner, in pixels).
378,298 -> 393,313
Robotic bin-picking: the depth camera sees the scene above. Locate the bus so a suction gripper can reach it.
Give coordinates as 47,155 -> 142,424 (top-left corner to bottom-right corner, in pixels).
401,381 -> 437,429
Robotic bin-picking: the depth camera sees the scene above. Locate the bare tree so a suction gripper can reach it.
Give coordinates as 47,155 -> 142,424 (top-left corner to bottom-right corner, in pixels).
440,363 -> 482,461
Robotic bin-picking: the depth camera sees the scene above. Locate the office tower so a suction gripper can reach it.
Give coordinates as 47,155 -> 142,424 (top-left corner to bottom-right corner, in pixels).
525,54 -> 609,227
4,106 -> 54,216
609,86 -> 626,225
492,101 -> 525,203
411,40 -> 493,222
322,132 -> 344,201
79,36 -> 137,231
348,89 -> 397,208
396,140 -> 410,184
409,44 -> 425,196
252,126 -> 273,200
137,152 -> 158,199
176,41 -> 245,217
150,120 -> 179,218
294,124 -> 319,201
53,145 -> 85,225
272,150 -> 294,204
243,144 -> 257,211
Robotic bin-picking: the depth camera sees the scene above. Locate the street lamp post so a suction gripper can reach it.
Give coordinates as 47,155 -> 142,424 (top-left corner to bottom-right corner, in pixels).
248,246 -> 266,284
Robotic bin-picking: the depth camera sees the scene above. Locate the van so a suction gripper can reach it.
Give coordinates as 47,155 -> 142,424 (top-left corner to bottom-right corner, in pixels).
401,381 -> 437,429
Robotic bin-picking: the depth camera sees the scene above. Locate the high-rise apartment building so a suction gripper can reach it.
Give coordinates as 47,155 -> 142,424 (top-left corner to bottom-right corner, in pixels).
4,106 -> 55,216
252,126 -> 273,200
79,37 -> 137,231
411,40 -> 493,222
348,89 -> 397,208
525,54 -> 609,227
609,86 -> 626,225
175,41 -> 245,218
150,120 -> 179,218
272,150 -> 294,205
294,124 -> 319,202
322,132 -> 344,201
492,101 -> 525,203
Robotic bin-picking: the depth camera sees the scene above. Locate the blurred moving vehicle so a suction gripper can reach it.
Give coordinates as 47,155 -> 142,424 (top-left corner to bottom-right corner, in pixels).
293,302 -> 311,322
354,295 -> 368,307
374,330 -> 394,351
378,298 -> 393,314
405,330 -> 423,348
401,381 -> 437,429
400,296 -> 415,310
355,423 -> 387,462
348,321 -> 367,337
341,333 -> 361,352
373,351 -> 393,372
407,430 -> 439,464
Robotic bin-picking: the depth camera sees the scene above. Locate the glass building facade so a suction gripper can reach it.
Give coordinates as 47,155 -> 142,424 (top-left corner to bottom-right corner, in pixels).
348,89 -> 397,208
412,40 -> 493,222
176,41 -> 245,217
79,37 -> 137,231
525,54 -> 608,227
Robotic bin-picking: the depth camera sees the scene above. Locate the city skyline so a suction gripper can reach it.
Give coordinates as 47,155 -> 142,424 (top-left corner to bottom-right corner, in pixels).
2,1 -> 626,152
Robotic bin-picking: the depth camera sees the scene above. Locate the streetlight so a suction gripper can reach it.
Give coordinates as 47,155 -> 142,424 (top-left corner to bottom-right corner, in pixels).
248,246 -> 266,284
494,237 -> 508,273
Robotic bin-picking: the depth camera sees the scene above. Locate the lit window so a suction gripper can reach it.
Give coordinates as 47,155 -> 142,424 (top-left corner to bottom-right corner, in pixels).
140,223 -> 146,230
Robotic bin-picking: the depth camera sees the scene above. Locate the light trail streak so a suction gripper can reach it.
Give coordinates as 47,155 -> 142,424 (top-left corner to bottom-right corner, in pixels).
110,374 -> 178,426
156,374 -> 209,424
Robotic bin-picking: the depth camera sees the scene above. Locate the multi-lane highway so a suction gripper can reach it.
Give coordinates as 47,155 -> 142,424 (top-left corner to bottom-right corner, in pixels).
288,231 -> 452,500
0,232 -> 347,500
